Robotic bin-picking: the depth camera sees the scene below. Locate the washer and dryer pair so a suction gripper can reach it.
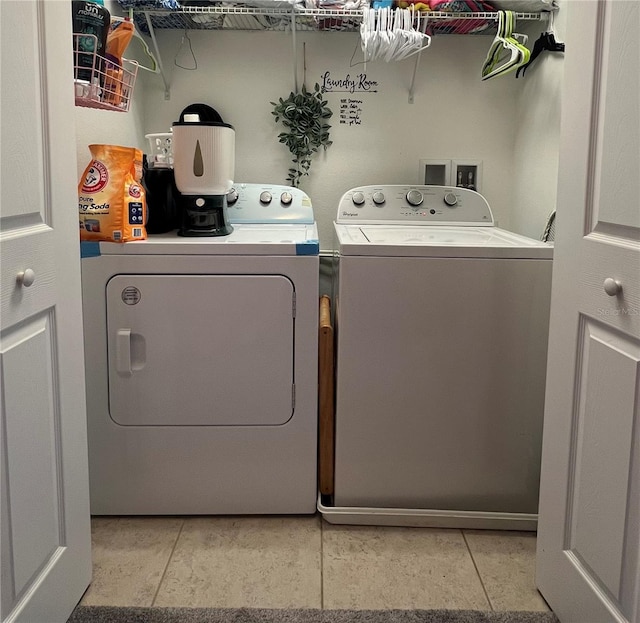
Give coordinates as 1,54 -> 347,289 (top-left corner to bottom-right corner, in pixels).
322,185 -> 553,530
83,182 -> 552,525
81,184 -> 319,515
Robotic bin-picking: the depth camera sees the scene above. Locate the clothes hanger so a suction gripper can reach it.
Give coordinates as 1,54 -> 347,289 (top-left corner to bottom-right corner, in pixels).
516,10 -> 565,78
383,8 -> 404,62
361,7 -> 430,63
360,8 -> 376,61
507,12 -> 531,68
482,10 -> 505,72
482,11 -> 525,81
395,10 -> 431,61
387,9 -> 429,61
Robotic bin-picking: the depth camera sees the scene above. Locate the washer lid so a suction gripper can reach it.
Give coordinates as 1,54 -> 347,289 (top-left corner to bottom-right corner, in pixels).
82,223 -> 319,257
335,224 -> 553,259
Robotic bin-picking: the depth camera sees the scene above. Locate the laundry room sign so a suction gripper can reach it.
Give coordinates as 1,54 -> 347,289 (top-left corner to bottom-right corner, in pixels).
320,71 -> 379,128
320,71 -> 379,94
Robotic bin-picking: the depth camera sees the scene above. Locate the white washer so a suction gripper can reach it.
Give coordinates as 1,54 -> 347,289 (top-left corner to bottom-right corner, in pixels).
81,184 -> 318,515
320,185 -> 553,530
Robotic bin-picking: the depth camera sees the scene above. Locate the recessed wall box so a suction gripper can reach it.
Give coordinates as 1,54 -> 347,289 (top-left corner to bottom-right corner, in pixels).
452,160 -> 483,193
419,159 -> 483,192
419,159 -> 451,186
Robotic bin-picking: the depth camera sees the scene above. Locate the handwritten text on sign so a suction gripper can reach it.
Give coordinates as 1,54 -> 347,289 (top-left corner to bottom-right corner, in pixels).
340,99 -> 363,126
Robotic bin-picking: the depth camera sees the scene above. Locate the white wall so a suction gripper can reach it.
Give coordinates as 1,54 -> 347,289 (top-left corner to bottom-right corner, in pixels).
142,28 -> 530,248
510,6 -> 566,239
75,96 -> 147,180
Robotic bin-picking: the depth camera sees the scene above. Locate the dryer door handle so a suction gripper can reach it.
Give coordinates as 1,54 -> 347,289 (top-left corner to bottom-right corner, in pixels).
116,328 -> 132,376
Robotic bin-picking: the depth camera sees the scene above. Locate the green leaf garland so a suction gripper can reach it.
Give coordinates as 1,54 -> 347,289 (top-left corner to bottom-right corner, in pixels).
271,83 -> 333,187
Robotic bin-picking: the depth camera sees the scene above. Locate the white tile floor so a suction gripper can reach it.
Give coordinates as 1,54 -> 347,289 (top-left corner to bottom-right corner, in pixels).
81,515 -> 550,613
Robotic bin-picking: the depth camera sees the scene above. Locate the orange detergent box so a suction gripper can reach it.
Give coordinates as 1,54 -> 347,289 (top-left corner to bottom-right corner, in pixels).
79,144 -> 147,242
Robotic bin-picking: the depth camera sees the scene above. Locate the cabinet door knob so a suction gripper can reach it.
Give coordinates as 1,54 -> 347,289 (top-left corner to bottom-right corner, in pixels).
17,268 -> 36,287
603,278 -> 622,296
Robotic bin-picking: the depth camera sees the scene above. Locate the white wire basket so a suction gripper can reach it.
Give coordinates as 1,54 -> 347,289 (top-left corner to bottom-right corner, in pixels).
73,33 -> 139,112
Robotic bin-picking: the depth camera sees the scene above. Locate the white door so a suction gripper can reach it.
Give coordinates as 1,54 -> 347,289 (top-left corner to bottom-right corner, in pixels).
536,2 -> 640,622
0,1 -> 92,622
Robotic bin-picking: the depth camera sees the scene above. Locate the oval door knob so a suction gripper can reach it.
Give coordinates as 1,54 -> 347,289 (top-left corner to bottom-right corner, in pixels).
603,278 -> 622,296
17,268 -> 36,287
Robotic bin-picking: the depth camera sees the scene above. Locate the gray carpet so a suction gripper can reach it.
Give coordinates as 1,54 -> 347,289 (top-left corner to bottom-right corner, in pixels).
68,607 -> 559,623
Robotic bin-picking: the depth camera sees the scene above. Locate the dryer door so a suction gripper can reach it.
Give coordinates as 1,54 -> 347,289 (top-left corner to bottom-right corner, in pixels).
106,274 -> 295,426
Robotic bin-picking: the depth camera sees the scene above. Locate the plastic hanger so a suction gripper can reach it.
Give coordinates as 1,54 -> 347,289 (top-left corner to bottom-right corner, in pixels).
500,12 -> 530,74
361,7 -> 430,63
396,10 -> 431,61
508,13 -> 531,67
482,11 -> 529,81
360,8 -> 376,61
386,9 -> 426,61
516,11 -> 565,78
481,11 -> 518,80
383,8 -> 402,62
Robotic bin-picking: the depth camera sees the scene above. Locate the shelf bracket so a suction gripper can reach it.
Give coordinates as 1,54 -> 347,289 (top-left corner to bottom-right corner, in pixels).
144,11 -> 171,100
408,45 -> 424,104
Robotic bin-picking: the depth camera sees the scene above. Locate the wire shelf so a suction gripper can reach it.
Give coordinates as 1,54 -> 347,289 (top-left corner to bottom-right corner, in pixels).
134,7 -> 546,34
131,5 -> 550,100
73,34 -> 139,112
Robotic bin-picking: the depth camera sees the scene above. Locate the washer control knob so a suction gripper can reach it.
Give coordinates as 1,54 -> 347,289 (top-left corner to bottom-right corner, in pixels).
259,191 -> 272,205
226,188 -> 239,205
444,192 -> 458,206
352,191 -> 366,206
280,191 -> 293,206
603,278 -> 622,296
406,190 -> 424,206
372,192 -> 386,206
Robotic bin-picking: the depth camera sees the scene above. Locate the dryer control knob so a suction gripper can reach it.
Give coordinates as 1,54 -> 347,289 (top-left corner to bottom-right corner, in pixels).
352,191 -> 365,206
406,190 -> 424,206
372,192 -> 386,205
280,191 -> 293,206
226,188 -> 239,205
444,192 -> 458,206
260,191 -> 272,204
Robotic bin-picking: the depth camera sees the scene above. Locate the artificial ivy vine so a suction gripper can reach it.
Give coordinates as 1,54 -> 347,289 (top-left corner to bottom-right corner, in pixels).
271,83 -> 333,187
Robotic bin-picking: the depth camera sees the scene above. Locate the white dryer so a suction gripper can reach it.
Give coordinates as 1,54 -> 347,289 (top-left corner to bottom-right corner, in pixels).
320,185 -> 553,530
81,184 -> 318,515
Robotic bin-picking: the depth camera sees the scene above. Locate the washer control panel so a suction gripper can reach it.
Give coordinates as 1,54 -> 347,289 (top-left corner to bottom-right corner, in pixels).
226,183 -> 314,224
336,185 -> 494,225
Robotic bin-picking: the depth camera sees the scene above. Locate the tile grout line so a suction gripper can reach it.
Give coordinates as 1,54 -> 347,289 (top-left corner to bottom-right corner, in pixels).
151,519 -> 186,607
461,530 -> 494,612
